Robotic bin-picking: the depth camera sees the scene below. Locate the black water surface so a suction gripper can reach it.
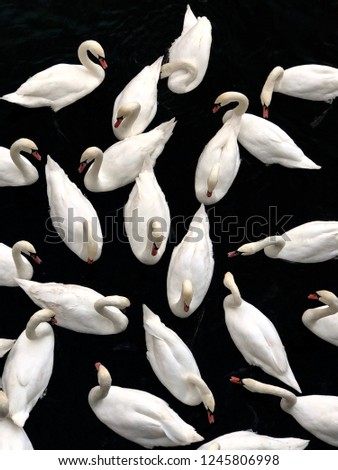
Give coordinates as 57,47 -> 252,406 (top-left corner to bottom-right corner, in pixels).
1,0 -> 338,450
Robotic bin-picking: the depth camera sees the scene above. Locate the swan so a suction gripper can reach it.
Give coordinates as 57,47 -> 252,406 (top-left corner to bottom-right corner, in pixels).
143,304 -> 215,423
1,40 -> 107,111
195,92 -> 245,205
198,430 -> 309,450
0,339 -> 16,358
88,362 -> 204,449
227,220 -> 338,263
0,390 -> 34,450
2,308 -> 55,427
45,155 -> 103,263
112,56 -> 163,139
223,272 -> 301,393
123,157 -> 170,265
260,65 -> 338,118
0,138 -> 42,187
230,376 -> 338,448
213,91 -> 320,169
167,204 -> 214,317
302,290 -> 338,347
16,278 -> 130,335
78,118 -> 177,192
0,240 -> 42,287
160,4 -> 212,93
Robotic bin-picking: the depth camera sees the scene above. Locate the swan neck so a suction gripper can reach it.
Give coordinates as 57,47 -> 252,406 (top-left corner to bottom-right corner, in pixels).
10,143 -> 28,175
245,380 -> 297,406
78,44 -> 102,75
253,236 -> 285,253
83,219 -> 98,263
162,60 -> 198,85
88,153 -> 103,181
304,305 -> 337,323
176,279 -> 193,312
25,313 -> 49,340
12,244 -> 28,278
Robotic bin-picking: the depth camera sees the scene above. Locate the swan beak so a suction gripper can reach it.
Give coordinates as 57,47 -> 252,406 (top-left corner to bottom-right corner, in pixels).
87,258 -> 94,264
207,410 -> 215,424
308,293 -> 319,300
114,116 -> 124,128
212,103 -> 221,113
151,242 -> 159,256
184,303 -> 190,313
99,57 -> 108,69
78,162 -> 87,173
227,250 -> 241,258
32,150 -> 42,161
206,190 -> 212,197
263,105 -> 269,119
229,376 -> 242,384
30,253 -> 42,264
95,362 -> 102,371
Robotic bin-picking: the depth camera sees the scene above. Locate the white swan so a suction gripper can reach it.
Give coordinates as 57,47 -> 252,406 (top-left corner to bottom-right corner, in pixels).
160,4 -> 212,93
260,65 -> 338,118
143,304 -> 215,423
214,91 -> 320,169
167,204 -> 214,317
0,240 -> 42,287
88,362 -> 204,449
228,220 -> 338,263
45,155 -> 103,263
223,272 -> 301,393
0,138 -> 42,187
16,278 -> 130,335
302,290 -> 338,347
0,390 -> 34,450
198,430 -> 309,450
123,157 -> 170,265
1,40 -> 107,111
230,376 -> 338,448
79,118 -> 177,192
195,92 -> 245,205
112,56 -> 163,139
0,339 -> 16,358
2,308 -> 55,427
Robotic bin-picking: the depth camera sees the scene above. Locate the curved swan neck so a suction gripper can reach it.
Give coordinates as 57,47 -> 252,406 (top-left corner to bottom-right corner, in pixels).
89,363 -> 112,403
304,291 -> 338,323
146,218 -> 165,257
177,279 -> 193,313
94,296 -> 130,319
214,92 -> 249,116
83,219 -> 98,264
223,272 -> 242,307
260,66 -> 285,115
25,309 -> 54,340
240,378 -> 297,407
207,163 -> 220,197
114,102 -> 141,135
234,236 -> 286,256
79,147 -> 103,180
12,242 -> 31,279
78,41 -> 104,75
161,60 -> 198,86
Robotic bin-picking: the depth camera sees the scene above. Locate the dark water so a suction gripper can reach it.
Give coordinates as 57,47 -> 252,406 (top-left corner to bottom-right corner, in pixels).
1,0 -> 338,450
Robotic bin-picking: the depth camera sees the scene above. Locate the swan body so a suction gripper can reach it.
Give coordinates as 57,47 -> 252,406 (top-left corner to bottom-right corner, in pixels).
231,377 -> 338,448
79,118 -> 177,192
214,91 -> 320,169
2,40 -> 107,112
260,65 -> 338,118
228,221 -> 338,263
161,5 -> 212,93
45,155 -> 103,263
124,158 -> 170,265
88,362 -> 204,449
0,339 -> 16,358
302,290 -> 338,346
16,278 -> 130,335
0,138 -> 42,186
198,430 -> 309,450
0,390 -> 34,449
2,309 -> 55,427
112,56 -> 163,139
167,204 -> 214,317
223,272 -> 301,393
0,240 -> 42,287
143,304 -> 215,422
195,93 -> 245,205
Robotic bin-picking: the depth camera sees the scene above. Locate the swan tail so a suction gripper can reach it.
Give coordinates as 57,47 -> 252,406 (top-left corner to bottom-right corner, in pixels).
162,415 -> 204,446
11,411 -> 29,428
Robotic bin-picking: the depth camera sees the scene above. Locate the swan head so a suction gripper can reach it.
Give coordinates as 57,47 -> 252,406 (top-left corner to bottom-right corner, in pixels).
182,279 -> 193,313
148,218 -> 165,256
12,240 -> 42,264
260,66 -> 285,118
223,271 -> 235,289
227,241 -> 260,257
230,376 -> 263,392
212,91 -> 249,115
95,362 -> 112,389
308,290 -> 338,308
78,146 -> 103,173
114,102 -> 141,128
80,40 -> 107,70
12,138 -> 41,161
